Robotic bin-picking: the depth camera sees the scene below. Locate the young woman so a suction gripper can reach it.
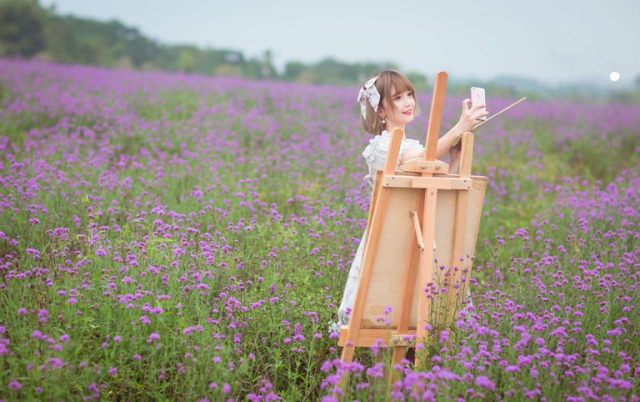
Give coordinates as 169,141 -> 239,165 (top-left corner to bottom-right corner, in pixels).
335,70 -> 488,328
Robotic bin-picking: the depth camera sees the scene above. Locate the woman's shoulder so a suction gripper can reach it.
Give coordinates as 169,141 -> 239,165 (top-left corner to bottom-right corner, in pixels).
362,130 -> 390,158
366,130 -> 391,147
363,130 -> 422,152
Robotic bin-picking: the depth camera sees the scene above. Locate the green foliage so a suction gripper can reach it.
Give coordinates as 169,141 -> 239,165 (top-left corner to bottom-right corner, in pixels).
283,61 -> 306,81
177,48 -> 196,73
0,81 -> 8,102
609,89 -> 640,104
284,58 -> 400,86
405,71 -> 428,91
215,63 -> 242,76
0,1 -> 268,78
0,0 -> 46,57
42,15 -> 157,68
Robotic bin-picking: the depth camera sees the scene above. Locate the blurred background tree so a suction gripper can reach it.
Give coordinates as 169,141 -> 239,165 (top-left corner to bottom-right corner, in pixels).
0,0 -> 47,57
406,72 -> 428,92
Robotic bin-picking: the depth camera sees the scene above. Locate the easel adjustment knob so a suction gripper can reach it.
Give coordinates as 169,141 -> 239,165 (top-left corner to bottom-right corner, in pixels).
401,159 -> 449,174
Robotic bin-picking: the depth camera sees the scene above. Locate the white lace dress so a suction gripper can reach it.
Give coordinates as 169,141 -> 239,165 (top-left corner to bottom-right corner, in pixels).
333,130 -> 424,330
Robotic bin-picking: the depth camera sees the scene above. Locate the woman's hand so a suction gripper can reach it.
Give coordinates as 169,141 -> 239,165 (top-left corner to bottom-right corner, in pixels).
403,98 -> 489,163
455,99 -> 489,134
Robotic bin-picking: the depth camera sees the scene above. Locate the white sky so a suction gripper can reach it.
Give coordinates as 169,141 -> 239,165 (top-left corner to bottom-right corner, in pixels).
40,0 -> 640,88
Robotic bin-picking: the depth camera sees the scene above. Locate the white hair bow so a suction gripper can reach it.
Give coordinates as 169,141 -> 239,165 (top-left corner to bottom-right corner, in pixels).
357,76 -> 380,120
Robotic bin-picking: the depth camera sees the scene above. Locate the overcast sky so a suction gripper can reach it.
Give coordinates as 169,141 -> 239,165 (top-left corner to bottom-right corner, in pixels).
40,0 -> 640,88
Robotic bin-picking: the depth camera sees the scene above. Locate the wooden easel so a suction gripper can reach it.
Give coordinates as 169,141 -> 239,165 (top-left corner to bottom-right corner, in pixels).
336,71 -> 487,385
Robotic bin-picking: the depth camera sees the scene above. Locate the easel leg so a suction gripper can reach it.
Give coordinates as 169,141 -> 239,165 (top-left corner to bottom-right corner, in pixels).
446,132 -> 474,319
336,131 -> 405,397
337,186 -> 392,394
446,190 -> 469,322
389,190 -> 424,384
415,188 -> 439,368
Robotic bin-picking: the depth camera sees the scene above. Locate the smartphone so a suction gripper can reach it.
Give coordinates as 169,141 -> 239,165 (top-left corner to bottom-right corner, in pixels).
470,87 -> 487,121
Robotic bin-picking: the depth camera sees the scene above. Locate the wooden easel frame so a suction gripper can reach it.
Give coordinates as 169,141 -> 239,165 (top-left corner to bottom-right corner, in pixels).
336,71 -> 486,388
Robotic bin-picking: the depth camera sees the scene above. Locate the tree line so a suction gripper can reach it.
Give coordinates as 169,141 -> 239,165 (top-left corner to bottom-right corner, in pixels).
1,0 -> 639,102
0,0 -> 268,78
0,0 -> 425,87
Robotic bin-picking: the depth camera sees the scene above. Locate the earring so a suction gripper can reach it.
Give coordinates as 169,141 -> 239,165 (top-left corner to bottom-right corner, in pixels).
381,116 -> 386,124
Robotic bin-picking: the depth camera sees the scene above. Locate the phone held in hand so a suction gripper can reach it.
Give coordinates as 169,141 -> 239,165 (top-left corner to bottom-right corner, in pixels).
471,87 -> 487,121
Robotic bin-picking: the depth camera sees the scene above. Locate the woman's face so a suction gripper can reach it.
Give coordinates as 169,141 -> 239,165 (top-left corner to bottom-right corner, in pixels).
380,86 -> 415,130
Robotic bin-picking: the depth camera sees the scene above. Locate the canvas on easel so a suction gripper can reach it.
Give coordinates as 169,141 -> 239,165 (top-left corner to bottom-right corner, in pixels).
336,71 -> 487,378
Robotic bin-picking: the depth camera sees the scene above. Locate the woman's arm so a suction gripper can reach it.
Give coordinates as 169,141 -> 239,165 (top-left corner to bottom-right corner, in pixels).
401,98 -> 488,163
400,127 -> 462,161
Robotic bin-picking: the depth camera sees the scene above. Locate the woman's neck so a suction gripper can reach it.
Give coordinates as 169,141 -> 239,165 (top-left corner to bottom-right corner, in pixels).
383,125 -> 407,138
384,122 -> 406,132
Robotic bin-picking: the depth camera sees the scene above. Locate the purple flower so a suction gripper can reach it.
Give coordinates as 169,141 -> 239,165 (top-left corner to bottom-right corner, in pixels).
48,358 -> 63,369
475,376 -> 495,391
9,380 -> 22,390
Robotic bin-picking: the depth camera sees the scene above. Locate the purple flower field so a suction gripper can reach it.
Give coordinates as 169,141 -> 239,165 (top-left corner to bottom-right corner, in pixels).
1,58 -> 639,401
